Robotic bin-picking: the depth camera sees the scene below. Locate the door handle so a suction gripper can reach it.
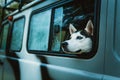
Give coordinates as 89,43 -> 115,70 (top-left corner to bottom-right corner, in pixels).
0,59 -> 3,65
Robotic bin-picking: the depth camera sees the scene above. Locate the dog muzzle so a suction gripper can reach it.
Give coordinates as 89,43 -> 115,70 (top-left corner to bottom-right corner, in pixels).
61,42 -> 82,54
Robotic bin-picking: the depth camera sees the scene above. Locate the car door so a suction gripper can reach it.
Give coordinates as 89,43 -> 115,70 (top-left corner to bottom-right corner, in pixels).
0,22 -> 10,80
27,0 -> 105,80
0,21 -> 16,80
104,0 -> 120,79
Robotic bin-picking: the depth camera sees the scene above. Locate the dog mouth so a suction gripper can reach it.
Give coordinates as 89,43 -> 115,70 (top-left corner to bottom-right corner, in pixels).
75,49 -> 82,53
62,47 -> 70,53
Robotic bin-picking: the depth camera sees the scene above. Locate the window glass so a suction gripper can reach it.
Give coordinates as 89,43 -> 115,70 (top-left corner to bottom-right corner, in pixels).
10,17 -> 25,51
51,7 -> 64,51
28,10 -> 51,51
0,23 -> 9,50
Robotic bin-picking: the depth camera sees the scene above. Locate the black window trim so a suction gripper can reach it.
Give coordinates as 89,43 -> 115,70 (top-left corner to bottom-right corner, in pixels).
9,16 -> 26,52
27,0 -> 101,59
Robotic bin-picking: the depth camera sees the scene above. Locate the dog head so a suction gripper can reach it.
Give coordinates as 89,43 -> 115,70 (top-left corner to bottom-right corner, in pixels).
61,20 -> 94,54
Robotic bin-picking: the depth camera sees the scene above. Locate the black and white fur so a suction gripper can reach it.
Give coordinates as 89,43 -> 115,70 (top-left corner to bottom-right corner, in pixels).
61,20 -> 94,54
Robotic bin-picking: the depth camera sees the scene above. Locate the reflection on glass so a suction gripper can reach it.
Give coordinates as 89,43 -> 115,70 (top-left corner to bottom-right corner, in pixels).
52,7 -> 63,51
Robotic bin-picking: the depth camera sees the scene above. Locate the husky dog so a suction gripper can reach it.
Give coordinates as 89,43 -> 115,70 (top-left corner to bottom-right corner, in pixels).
61,20 -> 94,54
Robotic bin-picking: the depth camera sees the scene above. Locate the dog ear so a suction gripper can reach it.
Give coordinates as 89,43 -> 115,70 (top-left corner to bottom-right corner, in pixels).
69,24 -> 77,35
85,20 -> 94,36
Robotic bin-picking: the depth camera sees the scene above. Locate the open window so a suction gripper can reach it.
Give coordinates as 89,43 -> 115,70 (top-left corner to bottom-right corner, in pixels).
52,1 -> 94,50
28,0 -> 100,58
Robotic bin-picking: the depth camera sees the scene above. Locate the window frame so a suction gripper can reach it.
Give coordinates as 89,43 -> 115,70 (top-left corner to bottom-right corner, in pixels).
9,16 -> 25,52
27,0 -> 101,59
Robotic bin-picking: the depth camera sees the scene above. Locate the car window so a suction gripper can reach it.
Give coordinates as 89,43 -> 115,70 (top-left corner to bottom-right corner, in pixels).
51,0 -> 95,53
28,0 -> 99,58
28,10 -> 51,51
0,23 -> 9,50
10,17 -> 25,51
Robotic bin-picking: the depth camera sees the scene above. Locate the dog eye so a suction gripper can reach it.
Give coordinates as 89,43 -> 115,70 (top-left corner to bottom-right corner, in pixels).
76,36 -> 83,40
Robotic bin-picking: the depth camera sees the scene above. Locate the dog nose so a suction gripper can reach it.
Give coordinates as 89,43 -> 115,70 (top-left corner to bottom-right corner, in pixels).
61,42 -> 68,47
